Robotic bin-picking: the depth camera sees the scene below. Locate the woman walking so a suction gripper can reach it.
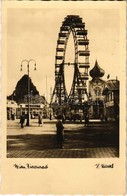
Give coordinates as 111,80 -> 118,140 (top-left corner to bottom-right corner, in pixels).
38,112 -> 43,126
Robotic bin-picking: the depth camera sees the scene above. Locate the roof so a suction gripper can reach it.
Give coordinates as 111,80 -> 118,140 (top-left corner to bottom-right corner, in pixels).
103,79 -> 119,94
106,80 -> 119,90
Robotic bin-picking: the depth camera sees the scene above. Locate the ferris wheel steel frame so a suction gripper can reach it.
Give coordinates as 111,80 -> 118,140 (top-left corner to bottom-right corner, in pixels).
51,15 -> 90,110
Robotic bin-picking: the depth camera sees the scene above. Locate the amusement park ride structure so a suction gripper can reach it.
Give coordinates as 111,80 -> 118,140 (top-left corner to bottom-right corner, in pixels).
51,15 -> 90,116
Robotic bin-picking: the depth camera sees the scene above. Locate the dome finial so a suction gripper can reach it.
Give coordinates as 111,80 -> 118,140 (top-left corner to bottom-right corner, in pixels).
89,60 -> 105,78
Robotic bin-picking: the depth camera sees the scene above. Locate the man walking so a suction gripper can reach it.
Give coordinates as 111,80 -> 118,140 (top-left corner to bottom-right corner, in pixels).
20,113 -> 25,128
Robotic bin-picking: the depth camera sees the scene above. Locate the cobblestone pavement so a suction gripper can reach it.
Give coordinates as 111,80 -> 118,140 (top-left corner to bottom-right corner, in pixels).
7,119 -> 119,158
7,147 -> 118,158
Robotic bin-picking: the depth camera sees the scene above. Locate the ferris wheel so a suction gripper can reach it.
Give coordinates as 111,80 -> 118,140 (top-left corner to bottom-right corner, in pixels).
51,15 -> 90,106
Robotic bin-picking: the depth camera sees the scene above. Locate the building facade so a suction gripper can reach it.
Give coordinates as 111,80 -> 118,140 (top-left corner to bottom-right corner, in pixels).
16,103 -> 45,119
89,60 -> 105,119
102,79 -> 119,122
7,95 -> 47,119
7,100 -> 17,120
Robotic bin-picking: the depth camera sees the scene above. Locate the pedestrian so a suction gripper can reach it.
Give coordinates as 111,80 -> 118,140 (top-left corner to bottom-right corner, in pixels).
56,116 -> 64,149
20,113 -> 25,128
50,113 -> 52,120
84,114 -> 89,127
38,112 -> 43,126
62,113 -> 66,124
11,112 -> 15,120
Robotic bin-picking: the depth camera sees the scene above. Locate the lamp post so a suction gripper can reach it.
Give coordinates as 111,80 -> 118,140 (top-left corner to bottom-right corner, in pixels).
20,59 -> 36,126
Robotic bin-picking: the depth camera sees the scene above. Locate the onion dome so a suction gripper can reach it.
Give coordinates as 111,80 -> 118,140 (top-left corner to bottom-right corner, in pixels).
90,60 -> 105,78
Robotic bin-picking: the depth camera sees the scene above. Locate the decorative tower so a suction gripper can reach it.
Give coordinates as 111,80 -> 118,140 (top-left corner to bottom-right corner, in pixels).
89,60 -> 105,119
90,60 -> 105,79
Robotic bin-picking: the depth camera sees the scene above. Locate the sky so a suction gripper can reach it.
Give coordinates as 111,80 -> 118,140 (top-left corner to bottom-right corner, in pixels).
6,3 -> 123,102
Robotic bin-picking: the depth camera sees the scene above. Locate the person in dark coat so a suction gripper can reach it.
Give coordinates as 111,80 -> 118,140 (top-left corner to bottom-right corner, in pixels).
20,113 -> 25,128
56,117 -> 64,149
84,114 -> 89,127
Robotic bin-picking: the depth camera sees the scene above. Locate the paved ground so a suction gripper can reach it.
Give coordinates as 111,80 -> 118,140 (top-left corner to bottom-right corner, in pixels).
7,119 -> 119,158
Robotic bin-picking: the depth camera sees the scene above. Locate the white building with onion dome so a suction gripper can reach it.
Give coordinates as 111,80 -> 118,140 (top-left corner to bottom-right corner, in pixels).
89,60 -> 106,119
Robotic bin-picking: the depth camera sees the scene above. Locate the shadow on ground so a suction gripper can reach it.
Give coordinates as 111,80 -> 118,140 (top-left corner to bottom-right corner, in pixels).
7,122 -> 119,152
